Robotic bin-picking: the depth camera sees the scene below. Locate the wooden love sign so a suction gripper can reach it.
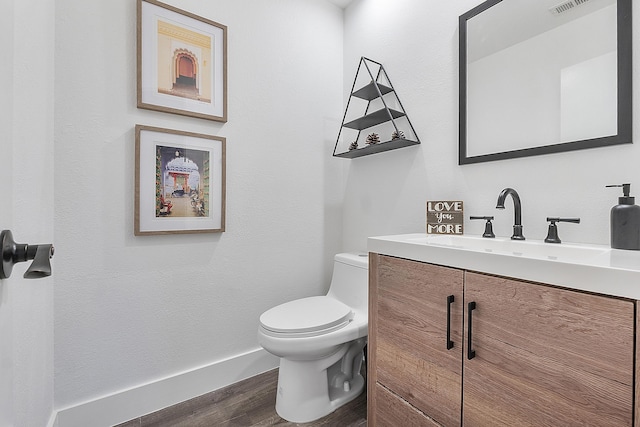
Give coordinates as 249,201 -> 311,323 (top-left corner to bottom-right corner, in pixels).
427,200 -> 464,235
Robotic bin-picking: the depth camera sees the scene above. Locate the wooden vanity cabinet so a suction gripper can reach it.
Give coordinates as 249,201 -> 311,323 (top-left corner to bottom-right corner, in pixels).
369,254 -> 464,426
369,254 -> 636,427
463,271 -> 634,426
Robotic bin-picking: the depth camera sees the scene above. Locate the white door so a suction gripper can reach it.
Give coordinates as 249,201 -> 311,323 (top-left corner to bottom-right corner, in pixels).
0,3 -> 16,423
0,0 -> 55,425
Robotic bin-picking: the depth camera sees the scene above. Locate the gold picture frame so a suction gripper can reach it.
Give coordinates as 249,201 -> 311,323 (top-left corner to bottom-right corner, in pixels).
135,125 -> 226,235
137,0 -> 227,122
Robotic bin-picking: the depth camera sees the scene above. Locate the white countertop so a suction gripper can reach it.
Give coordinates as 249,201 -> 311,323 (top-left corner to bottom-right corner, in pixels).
368,233 -> 640,300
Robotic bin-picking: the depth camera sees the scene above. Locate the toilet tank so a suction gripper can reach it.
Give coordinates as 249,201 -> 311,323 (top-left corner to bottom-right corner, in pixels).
327,253 -> 369,313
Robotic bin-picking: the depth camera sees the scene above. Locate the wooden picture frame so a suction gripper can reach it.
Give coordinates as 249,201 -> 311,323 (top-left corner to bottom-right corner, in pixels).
135,125 -> 226,235
137,0 -> 227,122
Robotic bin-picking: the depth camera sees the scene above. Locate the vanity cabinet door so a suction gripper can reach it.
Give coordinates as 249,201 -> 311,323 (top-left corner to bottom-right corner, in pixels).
369,254 -> 464,427
463,272 -> 634,427
373,383 -> 440,426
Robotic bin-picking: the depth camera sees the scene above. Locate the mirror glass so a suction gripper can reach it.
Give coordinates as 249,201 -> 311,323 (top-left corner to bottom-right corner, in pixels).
459,0 -> 632,164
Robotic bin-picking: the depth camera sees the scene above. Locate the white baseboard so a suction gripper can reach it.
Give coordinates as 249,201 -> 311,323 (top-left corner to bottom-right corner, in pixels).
53,348 -> 279,427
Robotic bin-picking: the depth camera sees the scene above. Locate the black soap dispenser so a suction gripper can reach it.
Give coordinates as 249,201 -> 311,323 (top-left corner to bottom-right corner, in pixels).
607,184 -> 640,250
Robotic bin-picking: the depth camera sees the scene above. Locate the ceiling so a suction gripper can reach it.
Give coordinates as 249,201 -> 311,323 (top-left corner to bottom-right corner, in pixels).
327,0 -> 354,9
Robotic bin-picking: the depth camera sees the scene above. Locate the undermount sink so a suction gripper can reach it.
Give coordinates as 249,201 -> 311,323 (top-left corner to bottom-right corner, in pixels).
406,234 -> 610,263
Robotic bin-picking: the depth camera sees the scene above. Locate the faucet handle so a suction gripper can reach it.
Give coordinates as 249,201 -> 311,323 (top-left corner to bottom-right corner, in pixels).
545,217 -> 580,244
470,216 -> 495,238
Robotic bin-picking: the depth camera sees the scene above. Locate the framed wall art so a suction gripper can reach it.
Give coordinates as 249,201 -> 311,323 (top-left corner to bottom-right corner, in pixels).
135,125 -> 226,235
137,0 -> 227,122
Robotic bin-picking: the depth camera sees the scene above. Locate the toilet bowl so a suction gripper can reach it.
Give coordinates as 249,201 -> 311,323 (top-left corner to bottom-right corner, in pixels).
257,253 -> 368,423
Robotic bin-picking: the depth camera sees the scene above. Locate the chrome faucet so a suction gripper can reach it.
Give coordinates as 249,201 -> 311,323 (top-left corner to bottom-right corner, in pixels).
496,188 -> 525,240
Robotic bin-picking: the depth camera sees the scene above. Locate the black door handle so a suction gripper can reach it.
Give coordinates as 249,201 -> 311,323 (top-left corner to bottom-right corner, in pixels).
446,295 -> 454,350
467,301 -> 476,360
0,230 -> 55,279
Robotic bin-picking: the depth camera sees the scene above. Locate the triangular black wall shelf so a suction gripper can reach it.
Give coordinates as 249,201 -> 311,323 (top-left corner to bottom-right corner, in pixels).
333,57 -> 420,159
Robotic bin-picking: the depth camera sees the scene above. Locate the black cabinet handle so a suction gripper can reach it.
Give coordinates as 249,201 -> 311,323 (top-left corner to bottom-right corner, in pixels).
446,295 -> 454,350
467,301 -> 476,360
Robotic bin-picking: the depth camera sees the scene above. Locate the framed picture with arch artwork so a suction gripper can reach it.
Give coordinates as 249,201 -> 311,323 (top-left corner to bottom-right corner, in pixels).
137,0 -> 227,122
135,125 -> 226,235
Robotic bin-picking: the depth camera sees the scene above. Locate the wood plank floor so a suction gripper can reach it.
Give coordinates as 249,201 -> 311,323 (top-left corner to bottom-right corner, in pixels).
116,369 -> 367,426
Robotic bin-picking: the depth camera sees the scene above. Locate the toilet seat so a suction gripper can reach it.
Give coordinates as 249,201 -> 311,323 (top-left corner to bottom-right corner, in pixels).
259,296 -> 354,338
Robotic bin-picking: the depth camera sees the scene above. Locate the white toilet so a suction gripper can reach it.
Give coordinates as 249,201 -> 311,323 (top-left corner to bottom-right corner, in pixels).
257,252 -> 368,423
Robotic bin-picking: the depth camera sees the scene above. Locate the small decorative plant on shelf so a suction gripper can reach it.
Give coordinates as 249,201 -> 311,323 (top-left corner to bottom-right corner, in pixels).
366,133 -> 380,145
349,141 -> 359,151
391,130 -> 405,140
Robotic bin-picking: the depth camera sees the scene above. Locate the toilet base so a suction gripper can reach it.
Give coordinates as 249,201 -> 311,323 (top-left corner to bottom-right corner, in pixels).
274,338 -> 366,423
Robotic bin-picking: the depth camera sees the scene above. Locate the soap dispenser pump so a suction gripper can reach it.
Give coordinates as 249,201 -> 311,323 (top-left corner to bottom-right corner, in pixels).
607,184 -> 640,250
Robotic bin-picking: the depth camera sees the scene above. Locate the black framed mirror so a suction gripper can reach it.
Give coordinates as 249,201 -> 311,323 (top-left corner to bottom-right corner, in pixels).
459,0 -> 632,165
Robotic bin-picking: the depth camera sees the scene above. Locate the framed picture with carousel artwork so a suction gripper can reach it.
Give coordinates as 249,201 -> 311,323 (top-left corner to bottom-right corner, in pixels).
135,125 -> 226,235
137,0 -> 227,122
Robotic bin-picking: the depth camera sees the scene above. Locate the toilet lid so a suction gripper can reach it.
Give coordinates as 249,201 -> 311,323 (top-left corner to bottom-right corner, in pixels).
260,296 -> 354,336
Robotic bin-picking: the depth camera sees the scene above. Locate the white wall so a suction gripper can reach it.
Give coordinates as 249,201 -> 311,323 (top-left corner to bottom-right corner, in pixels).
53,0 -> 344,423
0,0 -> 55,426
343,0 -> 640,250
